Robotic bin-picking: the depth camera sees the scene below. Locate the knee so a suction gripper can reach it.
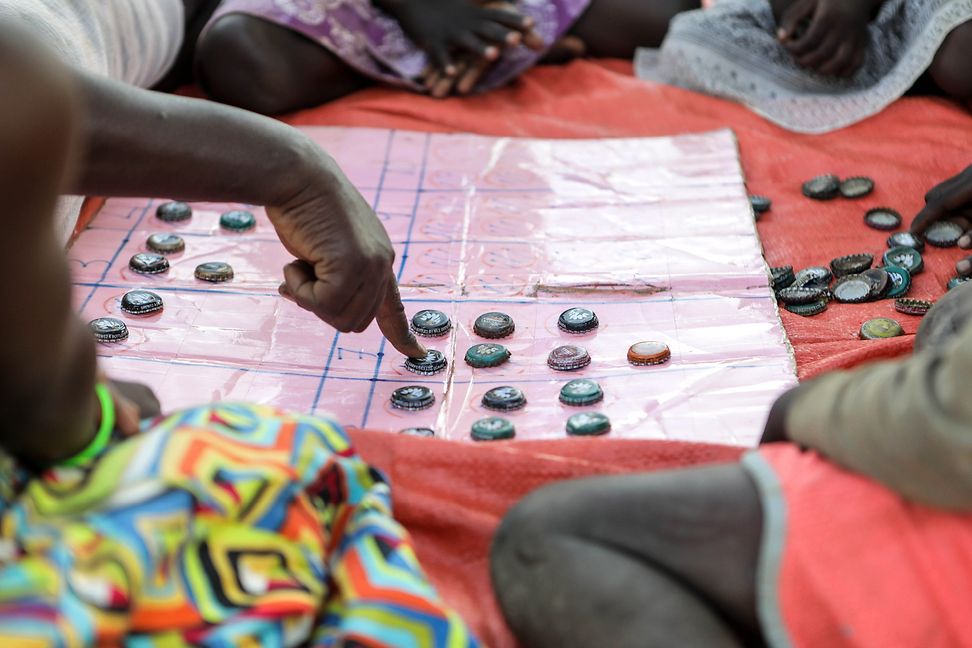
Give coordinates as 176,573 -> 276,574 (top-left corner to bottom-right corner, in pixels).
490,482 -> 579,598
195,14 -> 297,115
930,21 -> 972,99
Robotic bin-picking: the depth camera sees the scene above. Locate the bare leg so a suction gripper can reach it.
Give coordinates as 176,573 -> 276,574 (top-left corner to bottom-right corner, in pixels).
929,20 -> 972,100
195,13 -> 369,116
491,463 -> 764,648
569,0 -> 702,57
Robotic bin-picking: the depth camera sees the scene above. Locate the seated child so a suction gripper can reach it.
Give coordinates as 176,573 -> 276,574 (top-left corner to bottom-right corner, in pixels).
0,39 -> 468,646
193,0 -> 703,113
490,164 -> 972,647
641,0 -> 972,133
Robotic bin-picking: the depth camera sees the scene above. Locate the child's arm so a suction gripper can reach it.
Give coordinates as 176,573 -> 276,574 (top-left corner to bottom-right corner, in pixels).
69,72 -> 423,355
772,0 -> 885,77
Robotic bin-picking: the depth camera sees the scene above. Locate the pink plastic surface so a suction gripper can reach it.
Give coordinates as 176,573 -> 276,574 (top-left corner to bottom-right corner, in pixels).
70,127 -> 796,445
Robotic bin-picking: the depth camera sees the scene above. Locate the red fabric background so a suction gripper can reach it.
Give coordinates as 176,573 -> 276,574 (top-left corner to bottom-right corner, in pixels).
316,61 -> 971,646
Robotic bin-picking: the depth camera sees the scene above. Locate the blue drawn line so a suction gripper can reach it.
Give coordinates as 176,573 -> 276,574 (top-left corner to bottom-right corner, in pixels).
74,281 -> 280,298
77,200 -> 155,314
99,354 -> 321,379
102,353 -> 784,386
74,280 -> 771,306
310,130 -> 398,414
360,132 -> 431,428
336,347 -> 381,360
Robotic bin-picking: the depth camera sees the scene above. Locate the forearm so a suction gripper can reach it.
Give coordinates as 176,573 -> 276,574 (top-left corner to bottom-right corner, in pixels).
69,71 -> 335,208
778,339 -> 972,510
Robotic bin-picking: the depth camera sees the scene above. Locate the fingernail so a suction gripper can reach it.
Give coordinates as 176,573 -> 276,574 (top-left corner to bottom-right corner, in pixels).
959,259 -> 971,275
961,235 -> 972,249
508,33 -> 522,45
486,46 -> 499,59
445,65 -> 457,76
777,28 -> 787,40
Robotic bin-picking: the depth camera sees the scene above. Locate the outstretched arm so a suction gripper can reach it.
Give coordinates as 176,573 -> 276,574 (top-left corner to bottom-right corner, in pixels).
68,71 -> 424,355
761,316 -> 972,511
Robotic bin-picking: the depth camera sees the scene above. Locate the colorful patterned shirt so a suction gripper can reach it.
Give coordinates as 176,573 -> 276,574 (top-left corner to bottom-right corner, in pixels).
0,403 -> 478,647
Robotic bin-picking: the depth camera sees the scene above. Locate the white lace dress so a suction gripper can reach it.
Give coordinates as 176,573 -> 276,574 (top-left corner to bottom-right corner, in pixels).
636,0 -> 972,134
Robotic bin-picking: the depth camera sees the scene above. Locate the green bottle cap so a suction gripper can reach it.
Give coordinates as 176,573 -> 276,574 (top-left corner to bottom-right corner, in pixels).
948,276 -> 971,291
883,247 -> 924,275
566,412 -> 611,437
220,210 -> 256,231
404,350 -> 448,375
883,266 -> 912,299
471,417 -> 515,441
559,379 -> 604,406
558,308 -> 599,334
802,174 -> 840,200
859,318 -> 904,340
482,386 -> 527,412
390,385 -> 436,411
155,201 -> 192,222
464,343 -> 511,368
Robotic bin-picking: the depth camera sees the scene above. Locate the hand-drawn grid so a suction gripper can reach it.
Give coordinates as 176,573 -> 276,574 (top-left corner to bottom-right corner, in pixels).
71,127 -> 796,445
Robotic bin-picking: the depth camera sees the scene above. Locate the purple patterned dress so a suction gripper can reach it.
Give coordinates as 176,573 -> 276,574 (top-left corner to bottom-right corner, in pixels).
206,0 -> 590,93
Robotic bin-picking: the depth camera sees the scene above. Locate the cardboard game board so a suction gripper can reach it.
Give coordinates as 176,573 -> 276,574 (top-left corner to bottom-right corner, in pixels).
70,127 -> 796,444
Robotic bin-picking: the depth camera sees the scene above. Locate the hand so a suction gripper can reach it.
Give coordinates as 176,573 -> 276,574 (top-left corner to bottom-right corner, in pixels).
911,164 -> 972,238
759,384 -> 808,444
97,368 -> 160,436
378,0 -> 542,80
911,165 -> 972,277
268,153 -> 427,358
776,0 -> 871,77
914,280 -> 972,353
418,1 -> 545,98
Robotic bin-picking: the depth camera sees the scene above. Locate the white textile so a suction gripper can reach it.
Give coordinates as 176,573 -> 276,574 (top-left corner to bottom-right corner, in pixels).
0,0 -> 186,244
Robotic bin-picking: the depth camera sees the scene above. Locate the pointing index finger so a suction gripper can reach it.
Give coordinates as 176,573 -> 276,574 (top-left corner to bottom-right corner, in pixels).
376,274 -> 427,358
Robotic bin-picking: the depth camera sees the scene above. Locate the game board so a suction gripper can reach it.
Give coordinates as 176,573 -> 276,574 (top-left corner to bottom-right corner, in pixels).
70,127 -> 796,444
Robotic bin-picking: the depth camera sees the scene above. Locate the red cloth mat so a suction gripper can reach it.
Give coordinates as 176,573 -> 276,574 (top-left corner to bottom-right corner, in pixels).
288,60 -> 971,645
349,430 -> 743,647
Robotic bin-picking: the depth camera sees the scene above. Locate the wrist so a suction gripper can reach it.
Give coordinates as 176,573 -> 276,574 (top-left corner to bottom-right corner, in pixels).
760,383 -> 807,444
59,383 -> 115,467
266,133 -> 339,209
